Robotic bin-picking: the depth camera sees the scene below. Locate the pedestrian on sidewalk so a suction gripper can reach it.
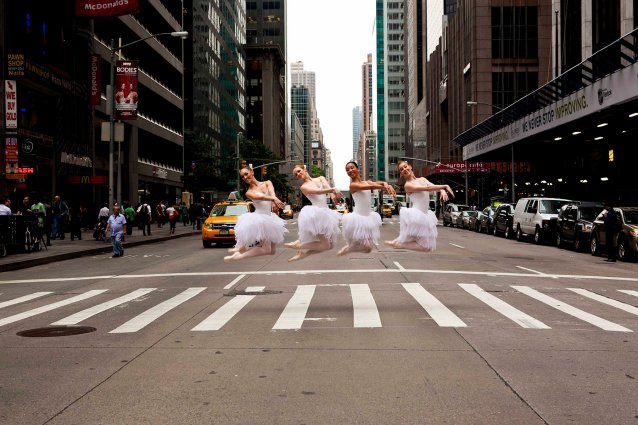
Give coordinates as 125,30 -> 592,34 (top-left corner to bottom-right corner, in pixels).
166,204 -> 178,235
136,202 -> 151,236
123,202 -> 136,236
51,195 -> 68,240
0,196 -> 12,215
603,201 -> 619,262
98,203 -> 110,226
105,204 -> 127,258
181,202 -> 189,226
30,195 -> 48,246
70,203 -> 85,240
156,201 -> 166,228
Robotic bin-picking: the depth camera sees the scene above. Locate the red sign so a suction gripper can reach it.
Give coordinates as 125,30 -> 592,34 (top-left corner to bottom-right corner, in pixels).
115,60 -> 138,120
68,175 -> 109,185
18,167 -> 34,174
76,0 -> 139,17
90,54 -> 102,106
4,137 -> 18,173
5,80 -> 17,130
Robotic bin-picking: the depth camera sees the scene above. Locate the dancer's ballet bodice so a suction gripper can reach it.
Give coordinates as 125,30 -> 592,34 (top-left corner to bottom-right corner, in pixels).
306,193 -> 328,207
253,199 -> 272,214
352,190 -> 372,216
409,191 -> 431,212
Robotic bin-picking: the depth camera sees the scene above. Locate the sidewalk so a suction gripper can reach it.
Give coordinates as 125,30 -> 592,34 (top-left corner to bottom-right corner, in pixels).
0,222 -> 200,272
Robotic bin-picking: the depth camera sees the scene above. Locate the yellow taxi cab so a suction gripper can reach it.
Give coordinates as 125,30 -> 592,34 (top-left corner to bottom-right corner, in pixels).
202,200 -> 254,248
382,203 -> 393,218
279,204 -> 294,219
335,203 -> 349,214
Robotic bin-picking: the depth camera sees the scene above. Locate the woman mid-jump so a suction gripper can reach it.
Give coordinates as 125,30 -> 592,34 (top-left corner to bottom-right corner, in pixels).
337,161 -> 396,256
224,167 -> 287,262
385,160 -> 453,252
285,164 -> 342,262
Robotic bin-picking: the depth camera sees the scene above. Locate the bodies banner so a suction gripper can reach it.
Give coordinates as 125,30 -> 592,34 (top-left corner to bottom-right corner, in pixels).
115,60 -> 138,120
76,0 -> 139,17
5,137 -> 19,174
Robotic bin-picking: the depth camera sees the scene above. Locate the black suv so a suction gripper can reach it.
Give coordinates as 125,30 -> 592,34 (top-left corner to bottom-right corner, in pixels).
555,202 -> 602,251
492,203 -> 516,238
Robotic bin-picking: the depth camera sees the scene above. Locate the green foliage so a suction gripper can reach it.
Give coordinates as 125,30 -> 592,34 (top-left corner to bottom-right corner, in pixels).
239,138 -> 293,197
310,164 -> 325,177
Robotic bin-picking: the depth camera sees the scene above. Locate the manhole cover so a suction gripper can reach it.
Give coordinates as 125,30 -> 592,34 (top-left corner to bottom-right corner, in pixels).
17,326 -> 97,338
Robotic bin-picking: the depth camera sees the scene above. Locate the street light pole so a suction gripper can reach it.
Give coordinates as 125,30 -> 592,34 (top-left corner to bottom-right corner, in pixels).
107,31 -> 188,210
236,132 -> 242,192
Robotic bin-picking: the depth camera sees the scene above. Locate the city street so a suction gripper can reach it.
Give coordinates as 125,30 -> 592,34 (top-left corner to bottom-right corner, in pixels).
1,218 -> 637,424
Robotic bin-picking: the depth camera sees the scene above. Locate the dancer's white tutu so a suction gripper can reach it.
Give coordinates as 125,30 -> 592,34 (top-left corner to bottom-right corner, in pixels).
298,198 -> 342,244
342,190 -> 382,245
397,191 -> 438,250
234,199 -> 287,247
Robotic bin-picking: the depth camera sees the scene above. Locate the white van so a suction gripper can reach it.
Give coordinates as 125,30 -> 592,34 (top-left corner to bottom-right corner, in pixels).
513,197 -> 573,244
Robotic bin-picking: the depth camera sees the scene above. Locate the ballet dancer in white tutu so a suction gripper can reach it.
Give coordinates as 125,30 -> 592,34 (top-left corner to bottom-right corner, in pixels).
337,161 -> 396,256
224,167 -> 287,262
385,160 -> 454,252
285,164 -> 343,261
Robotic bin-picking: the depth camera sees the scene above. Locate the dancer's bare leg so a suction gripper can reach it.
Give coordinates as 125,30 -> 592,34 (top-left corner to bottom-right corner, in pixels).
337,241 -> 372,256
284,239 -> 301,249
224,242 -> 272,262
391,240 -> 432,252
297,236 -> 331,252
384,239 -> 399,248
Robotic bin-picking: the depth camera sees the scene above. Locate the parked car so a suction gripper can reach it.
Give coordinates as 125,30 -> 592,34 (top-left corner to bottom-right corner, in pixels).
335,203 -> 349,214
556,202 -> 602,251
279,204 -> 294,220
202,200 -> 254,248
468,210 -> 481,231
493,203 -> 516,238
590,207 -> 638,261
443,203 -> 470,227
459,210 -> 479,229
477,206 -> 496,233
513,197 -> 572,244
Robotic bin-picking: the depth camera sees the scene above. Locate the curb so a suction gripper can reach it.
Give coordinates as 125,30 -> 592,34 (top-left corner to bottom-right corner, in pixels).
1,231 -> 200,272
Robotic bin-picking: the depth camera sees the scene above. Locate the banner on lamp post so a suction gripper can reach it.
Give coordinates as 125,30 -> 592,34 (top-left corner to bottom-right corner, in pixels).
114,60 -> 138,120
5,137 -> 19,174
90,54 -> 102,106
76,0 -> 139,17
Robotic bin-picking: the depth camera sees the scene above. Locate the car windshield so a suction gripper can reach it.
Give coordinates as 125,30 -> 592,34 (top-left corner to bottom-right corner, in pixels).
579,207 -> 599,221
467,211 -> 478,216
623,211 -> 638,224
457,205 -> 470,212
539,200 -> 569,214
210,204 -> 248,217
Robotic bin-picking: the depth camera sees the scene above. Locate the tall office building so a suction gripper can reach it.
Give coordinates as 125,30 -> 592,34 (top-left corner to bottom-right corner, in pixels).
383,0 -> 406,183
245,0 -> 287,159
405,0 -> 427,162
375,0 -> 386,181
352,106 -> 362,160
359,53 -> 374,167
291,61 -> 315,101
290,85 -> 310,164
184,0 -> 246,196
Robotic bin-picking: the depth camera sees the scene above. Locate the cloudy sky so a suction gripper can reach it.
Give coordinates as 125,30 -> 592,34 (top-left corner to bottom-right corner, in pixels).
287,0 -> 376,189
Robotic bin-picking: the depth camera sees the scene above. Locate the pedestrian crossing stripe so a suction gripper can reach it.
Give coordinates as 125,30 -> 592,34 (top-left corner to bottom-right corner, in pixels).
0,285 -> 636,333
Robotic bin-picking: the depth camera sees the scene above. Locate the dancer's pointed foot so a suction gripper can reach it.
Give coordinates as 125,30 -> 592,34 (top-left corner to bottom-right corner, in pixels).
336,245 -> 349,256
384,240 -> 397,248
223,252 -> 241,263
228,247 -> 239,254
284,240 -> 301,249
288,250 -> 309,262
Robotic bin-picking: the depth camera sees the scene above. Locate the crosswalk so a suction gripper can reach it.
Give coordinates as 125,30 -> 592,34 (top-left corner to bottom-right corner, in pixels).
1,283 -> 637,334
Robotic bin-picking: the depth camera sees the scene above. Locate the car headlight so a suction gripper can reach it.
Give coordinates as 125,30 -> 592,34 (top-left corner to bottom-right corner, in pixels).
205,223 -> 214,229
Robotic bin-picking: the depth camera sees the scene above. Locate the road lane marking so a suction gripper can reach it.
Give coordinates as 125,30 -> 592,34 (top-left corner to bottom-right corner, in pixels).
0,292 -> 53,310
245,286 -> 265,293
512,286 -> 632,332
567,288 -> 638,316
51,288 -> 156,326
619,290 -> 638,298
224,274 -> 246,290
449,243 -> 465,249
0,290 -> 107,327
516,266 -> 544,275
4,269 -> 638,284
350,284 -> 381,328
401,283 -> 466,327
110,287 -> 206,333
272,285 -> 316,330
459,284 -> 550,329
192,294 -> 257,331
393,261 -> 405,271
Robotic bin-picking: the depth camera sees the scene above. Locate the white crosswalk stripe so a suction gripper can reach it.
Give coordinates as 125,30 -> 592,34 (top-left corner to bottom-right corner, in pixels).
401,282 -> 467,327
619,289 -> 638,298
459,284 -> 550,329
350,284 -> 382,328
567,288 -> 638,316
51,288 -> 157,326
272,285 -> 316,330
110,287 -> 206,334
192,286 -> 265,331
512,286 -> 632,332
0,292 -> 53,310
0,290 -> 107,327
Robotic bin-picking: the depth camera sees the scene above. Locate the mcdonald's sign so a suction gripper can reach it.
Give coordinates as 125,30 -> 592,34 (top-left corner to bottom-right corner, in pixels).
68,175 -> 108,185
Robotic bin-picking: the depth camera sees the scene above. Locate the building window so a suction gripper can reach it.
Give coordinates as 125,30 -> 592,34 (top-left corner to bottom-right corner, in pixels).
492,71 -> 538,110
246,2 -> 257,10
491,6 -> 538,59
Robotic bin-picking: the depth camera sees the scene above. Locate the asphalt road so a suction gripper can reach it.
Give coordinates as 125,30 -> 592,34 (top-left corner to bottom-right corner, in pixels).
0,217 -> 637,424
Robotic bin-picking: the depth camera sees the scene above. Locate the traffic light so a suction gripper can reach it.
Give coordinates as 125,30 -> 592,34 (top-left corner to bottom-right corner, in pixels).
241,159 -> 247,168
261,167 -> 267,178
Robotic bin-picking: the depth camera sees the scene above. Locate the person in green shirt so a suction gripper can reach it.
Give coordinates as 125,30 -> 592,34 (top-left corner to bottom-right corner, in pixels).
30,196 -> 49,246
123,203 -> 136,236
